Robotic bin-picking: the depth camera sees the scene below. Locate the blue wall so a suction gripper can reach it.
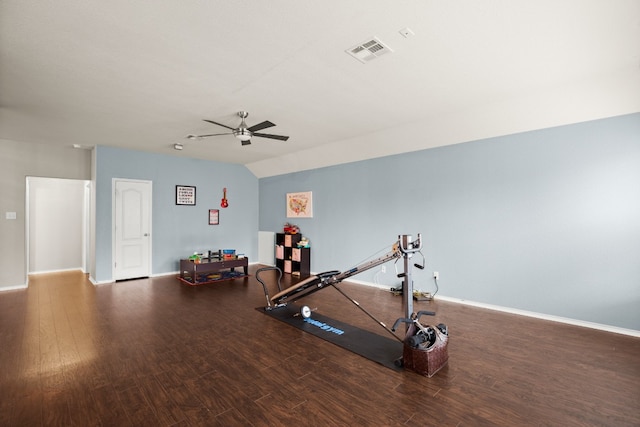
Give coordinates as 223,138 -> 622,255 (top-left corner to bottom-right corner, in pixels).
259,113 -> 640,330
95,146 -> 258,282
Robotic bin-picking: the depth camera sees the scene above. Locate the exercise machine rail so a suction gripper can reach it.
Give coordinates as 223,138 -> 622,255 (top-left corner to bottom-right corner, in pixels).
258,234 -> 425,340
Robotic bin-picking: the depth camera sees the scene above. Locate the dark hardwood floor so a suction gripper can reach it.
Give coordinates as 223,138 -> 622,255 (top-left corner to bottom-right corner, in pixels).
0,267 -> 638,426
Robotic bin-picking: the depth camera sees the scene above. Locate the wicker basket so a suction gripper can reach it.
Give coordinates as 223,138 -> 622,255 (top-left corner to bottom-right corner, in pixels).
402,324 -> 449,377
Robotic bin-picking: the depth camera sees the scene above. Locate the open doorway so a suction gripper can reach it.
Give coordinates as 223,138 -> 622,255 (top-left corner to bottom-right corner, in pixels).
26,177 -> 91,275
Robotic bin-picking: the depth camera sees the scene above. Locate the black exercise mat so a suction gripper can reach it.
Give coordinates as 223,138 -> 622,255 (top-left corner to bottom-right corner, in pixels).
258,304 -> 403,371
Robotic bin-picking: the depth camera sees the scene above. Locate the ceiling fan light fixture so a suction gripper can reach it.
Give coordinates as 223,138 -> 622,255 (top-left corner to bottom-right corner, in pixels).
234,128 -> 252,141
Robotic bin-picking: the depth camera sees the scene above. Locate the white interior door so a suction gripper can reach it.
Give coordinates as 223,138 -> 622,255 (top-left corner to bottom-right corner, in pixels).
113,179 -> 152,280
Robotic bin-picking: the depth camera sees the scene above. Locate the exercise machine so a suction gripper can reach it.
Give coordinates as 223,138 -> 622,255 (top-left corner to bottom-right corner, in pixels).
258,234 -> 421,331
256,234 -> 449,375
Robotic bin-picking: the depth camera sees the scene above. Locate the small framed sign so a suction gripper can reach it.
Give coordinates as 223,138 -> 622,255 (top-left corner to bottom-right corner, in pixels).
209,209 -> 219,225
176,185 -> 196,205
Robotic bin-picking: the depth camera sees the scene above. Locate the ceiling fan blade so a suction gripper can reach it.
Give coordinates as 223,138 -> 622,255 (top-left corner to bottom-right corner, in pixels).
253,132 -> 290,141
247,120 -> 275,132
203,119 -> 235,130
241,139 -> 252,146
191,132 -> 233,138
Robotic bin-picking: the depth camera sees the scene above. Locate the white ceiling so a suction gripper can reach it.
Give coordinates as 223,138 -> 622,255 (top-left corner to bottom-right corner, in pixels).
1,1 -> 639,177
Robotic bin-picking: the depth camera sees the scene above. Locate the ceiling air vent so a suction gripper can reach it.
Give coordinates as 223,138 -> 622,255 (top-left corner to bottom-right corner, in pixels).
346,37 -> 393,63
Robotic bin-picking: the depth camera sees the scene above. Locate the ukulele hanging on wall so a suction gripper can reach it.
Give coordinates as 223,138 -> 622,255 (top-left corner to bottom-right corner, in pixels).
221,187 -> 229,208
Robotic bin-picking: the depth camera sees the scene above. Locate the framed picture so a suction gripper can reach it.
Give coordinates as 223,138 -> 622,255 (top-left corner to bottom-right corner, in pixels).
209,209 -> 219,225
286,191 -> 313,218
176,185 -> 196,205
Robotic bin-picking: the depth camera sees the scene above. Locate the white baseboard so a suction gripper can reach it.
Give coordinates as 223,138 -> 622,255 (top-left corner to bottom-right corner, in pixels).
151,271 -> 179,278
343,277 -> 640,338
88,276 -> 114,286
0,283 -> 28,292
29,267 -> 84,275
347,278 -> 391,290
434,295 -> 640,338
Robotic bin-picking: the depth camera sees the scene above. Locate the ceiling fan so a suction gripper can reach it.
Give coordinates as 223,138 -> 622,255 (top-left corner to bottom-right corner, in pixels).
187,111 -> 289,146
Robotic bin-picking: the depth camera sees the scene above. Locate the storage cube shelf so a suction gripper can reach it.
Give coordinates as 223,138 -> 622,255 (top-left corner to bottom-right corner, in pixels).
275,233 -> 310,276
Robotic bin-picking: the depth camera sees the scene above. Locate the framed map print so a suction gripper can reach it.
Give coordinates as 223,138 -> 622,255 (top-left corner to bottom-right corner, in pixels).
286,191 -> 313,218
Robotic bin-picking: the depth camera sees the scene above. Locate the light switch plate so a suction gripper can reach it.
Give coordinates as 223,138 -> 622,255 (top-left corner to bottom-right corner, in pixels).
6,212 -> 17,220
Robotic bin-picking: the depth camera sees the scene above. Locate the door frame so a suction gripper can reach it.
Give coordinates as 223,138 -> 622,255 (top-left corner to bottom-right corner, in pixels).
25,176 -> 92,276
112,178 -> 153,280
